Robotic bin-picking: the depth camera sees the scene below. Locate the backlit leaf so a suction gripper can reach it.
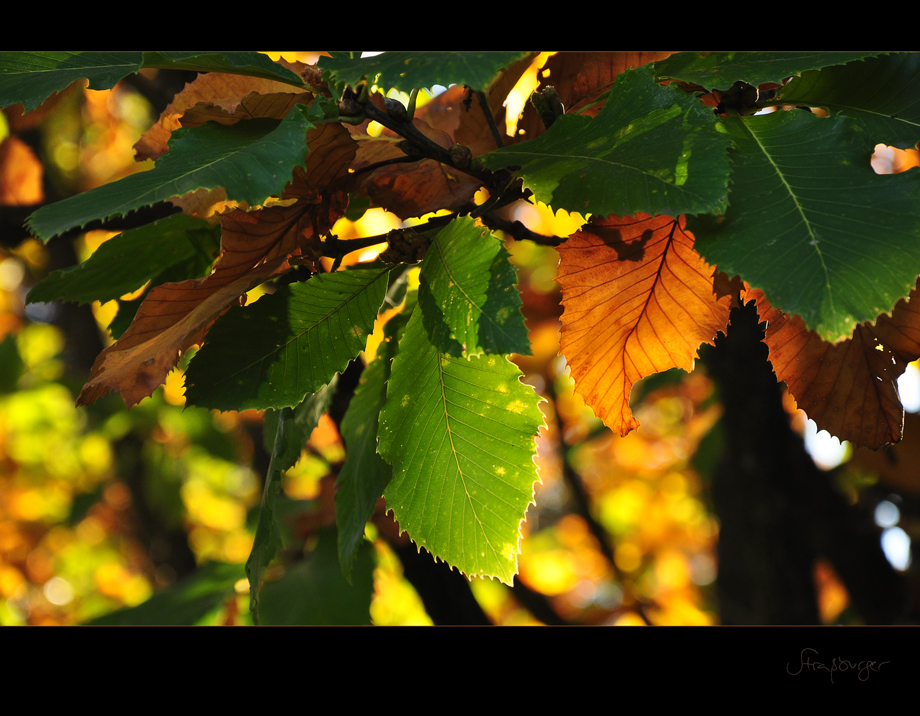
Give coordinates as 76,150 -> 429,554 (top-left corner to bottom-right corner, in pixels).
0,51 -> 303,115
75,197 -> 343,407
247,406 -> 293,625
557,213 -> 735,435
418,217 -> 530,358
319,51 -> 532,96
773,53 -> 920,149
378,306 -> 545,584
336,310 -> 407,581
27,214 -> 220,305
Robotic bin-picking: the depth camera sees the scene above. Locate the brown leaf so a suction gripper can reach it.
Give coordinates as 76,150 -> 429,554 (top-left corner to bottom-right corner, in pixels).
557,214 -> 734,435
178,90 -> 312,129
283,123 -> 359,203
76,195 -> 345,407
419,85 -> 495,156
348,124 -> 481,219
850,413 -> 920,496
746,282 -> 920,449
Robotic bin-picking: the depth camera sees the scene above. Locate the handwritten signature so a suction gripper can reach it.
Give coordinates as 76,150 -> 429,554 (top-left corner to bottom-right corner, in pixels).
787,648 -> 890,683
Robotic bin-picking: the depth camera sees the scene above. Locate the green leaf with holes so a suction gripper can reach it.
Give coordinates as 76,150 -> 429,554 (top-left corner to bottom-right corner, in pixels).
772,52 -> 920,149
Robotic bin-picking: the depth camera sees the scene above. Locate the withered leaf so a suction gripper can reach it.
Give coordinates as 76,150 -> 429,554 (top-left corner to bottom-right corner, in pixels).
746,282 -> 920,449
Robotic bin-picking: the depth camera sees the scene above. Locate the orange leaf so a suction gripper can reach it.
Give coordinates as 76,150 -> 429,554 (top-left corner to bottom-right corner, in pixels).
746,283 -> 920,449
557,214 -> 734,435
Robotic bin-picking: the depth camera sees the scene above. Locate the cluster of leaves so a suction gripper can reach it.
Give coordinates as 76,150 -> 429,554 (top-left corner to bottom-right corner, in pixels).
4,51 -> 920,620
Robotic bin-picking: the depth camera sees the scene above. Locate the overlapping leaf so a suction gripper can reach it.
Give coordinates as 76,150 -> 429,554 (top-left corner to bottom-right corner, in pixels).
378,307 -> 545,584
319,51 -> 532,97
135,71 -> 316,162
557,213 -> 735,435
746,282 -> 920,449
417,217 -> 529,358
184,266 -> 390,411
335,308 -> 408,581
507,52 -> 676,148
773,53 -> 920,149
76,196 -> 344,408
654,51 -> 881,89
479,63 -> 732,219
0,51 -> 304,114
247,405 -> 292,625
27,214 -> 220,305
27,102 -> 320,240
689,109 -> 920,343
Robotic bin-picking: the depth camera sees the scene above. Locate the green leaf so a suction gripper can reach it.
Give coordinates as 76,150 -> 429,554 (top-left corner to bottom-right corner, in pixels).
85,561 -> 245,625
319,51 -> 532,96
0,52 -> 144,113
185,266 -> 390,411
27,213 -> 219,305
418,217 -> 530,358
140,52 -> 304,86
27,103 -> 320,241
335,311 -> 410,582
689,110 -> 920,342
260,527 -> 375,625
774,53 -> 920,149
479,63 -> 732,218
654,51 -> 883,89
378,308 -> 545,585
262,379 -> 339,473
247,406 -> 293,625
0,51 -> 304,114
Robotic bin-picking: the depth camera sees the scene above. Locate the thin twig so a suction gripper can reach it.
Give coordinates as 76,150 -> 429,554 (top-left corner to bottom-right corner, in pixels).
475,90 -> 505,149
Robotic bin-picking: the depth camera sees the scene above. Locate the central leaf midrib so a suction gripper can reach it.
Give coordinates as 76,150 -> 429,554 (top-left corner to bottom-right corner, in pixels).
744,118 -> 837,327
432,239 -> 507,346
436,353 -> 503,573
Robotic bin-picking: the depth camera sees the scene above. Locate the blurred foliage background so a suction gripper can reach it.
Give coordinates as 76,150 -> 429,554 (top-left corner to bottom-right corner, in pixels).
0,51 -> 917,626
